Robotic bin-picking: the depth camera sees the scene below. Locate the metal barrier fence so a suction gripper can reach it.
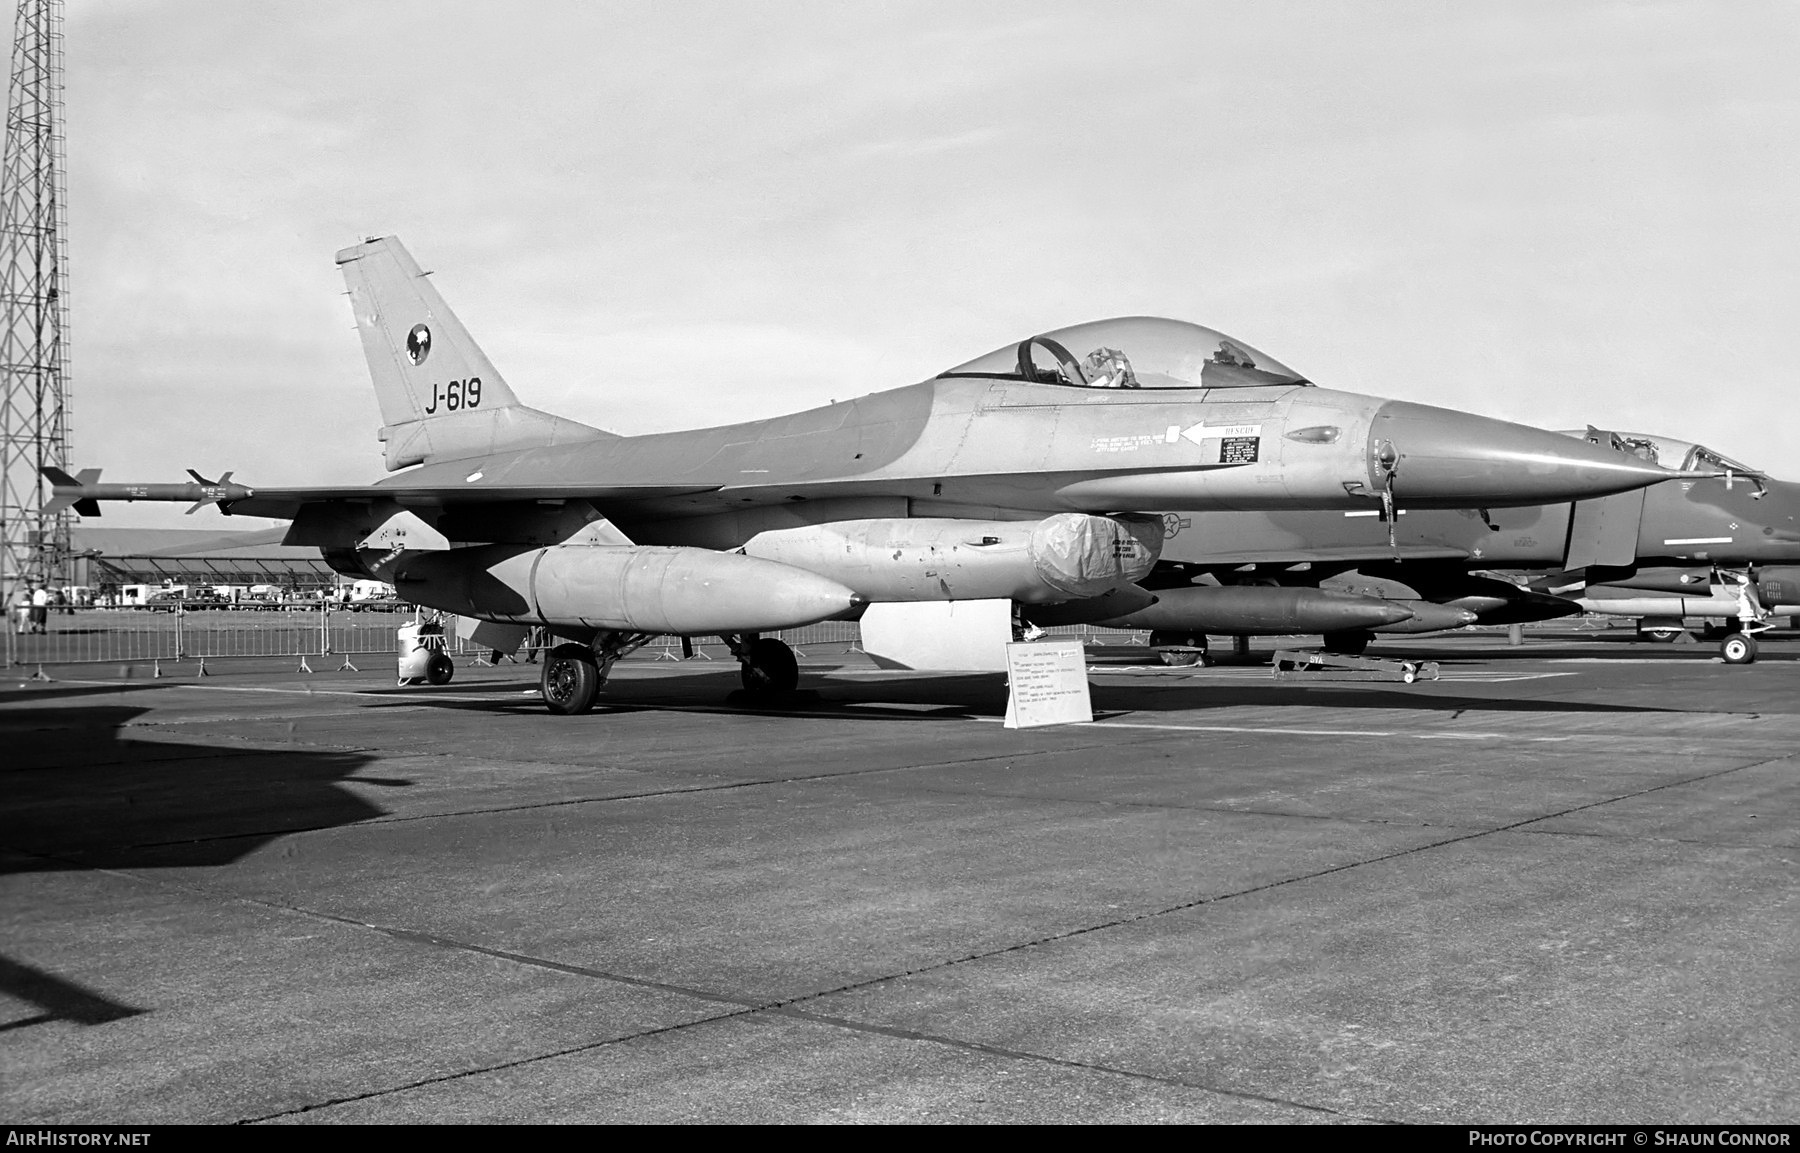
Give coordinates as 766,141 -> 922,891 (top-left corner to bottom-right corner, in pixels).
3,600 -> 1154,672
4,601 -> 1651,677
3,601 -> 426,671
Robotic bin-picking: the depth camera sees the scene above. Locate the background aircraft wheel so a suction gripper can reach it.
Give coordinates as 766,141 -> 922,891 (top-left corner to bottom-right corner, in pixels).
1149,631 -> 1206,666
1401,663 -> 1418,684
542,643 -> 601,714
1720,634 -> 1758,664
1321,629 -> 1371,656
740,637 -> 799,696
424,652 -> 454,686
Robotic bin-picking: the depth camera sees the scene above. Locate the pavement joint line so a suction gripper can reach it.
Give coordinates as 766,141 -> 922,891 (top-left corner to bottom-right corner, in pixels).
17,860 -> 1371,1126
118,814 -> 1648,1116
22,715 -> 1794,856
768,1004 -> 1386,1123
18,749 -> 1779,1124
216,891 -> 1381,1124
234,1003 -> 771,1124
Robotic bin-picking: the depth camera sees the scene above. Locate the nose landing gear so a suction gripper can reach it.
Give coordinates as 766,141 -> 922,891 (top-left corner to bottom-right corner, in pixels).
1720,632 -> 1759,665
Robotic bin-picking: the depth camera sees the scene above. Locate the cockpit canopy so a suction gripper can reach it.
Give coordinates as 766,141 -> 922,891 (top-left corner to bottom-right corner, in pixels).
1569,428 -> 1756,474
937,317 -> 1311,390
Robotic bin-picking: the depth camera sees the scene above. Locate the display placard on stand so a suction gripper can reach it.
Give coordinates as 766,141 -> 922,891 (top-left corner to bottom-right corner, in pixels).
1002,639 -> 1092,729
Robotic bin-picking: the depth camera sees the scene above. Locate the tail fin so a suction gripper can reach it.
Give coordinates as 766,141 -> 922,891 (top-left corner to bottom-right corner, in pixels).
42,467 -> 102,517
335,236 -> 612,470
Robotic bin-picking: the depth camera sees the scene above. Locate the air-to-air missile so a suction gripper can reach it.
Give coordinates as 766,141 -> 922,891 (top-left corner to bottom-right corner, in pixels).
1543,563 -> 1800,658
42,237 -> 1717,712
1098,428 -> 1797,663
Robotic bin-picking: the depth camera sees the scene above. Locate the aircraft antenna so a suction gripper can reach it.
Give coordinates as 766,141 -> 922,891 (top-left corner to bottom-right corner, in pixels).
0,0 -> 71,613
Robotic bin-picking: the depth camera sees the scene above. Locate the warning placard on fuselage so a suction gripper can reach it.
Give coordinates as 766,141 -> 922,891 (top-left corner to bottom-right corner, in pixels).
1218,436 -> 1260,464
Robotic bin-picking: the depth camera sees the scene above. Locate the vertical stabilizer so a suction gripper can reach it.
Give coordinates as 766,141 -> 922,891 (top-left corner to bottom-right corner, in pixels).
335,236 -> 610,470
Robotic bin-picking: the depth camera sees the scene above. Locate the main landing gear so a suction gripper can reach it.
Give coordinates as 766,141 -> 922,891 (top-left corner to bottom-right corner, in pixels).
538,632 -> 802,714
723,633 -> 799,700
539,632 -> 653,715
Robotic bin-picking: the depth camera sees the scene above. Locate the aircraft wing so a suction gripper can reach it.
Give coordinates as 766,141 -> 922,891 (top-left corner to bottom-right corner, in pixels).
41,467 -> 722,520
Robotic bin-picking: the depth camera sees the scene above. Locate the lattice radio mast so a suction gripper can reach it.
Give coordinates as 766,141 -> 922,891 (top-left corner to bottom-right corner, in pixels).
0,0 -> 69,608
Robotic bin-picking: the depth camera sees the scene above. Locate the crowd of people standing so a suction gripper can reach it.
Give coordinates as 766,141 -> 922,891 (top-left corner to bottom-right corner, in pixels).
11,582 -> 52,634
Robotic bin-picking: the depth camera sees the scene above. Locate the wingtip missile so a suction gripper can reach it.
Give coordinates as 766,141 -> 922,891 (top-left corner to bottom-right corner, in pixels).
184,470 -> 239,514
38,466 -> 254,517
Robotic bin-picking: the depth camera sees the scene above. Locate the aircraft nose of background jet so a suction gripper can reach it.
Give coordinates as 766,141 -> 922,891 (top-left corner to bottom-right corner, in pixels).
1369,400 -> 1685,507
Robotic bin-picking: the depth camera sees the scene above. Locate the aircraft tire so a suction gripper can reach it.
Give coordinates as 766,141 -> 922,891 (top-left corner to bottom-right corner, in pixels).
740,637 -> 799,697
1149,631 -> 1206,666
1642,627 -> 1684,643
1322,629 -> 1372,656
1720,634 -> 1758,665
542,643 -> 601,715
424,652 -> 454,686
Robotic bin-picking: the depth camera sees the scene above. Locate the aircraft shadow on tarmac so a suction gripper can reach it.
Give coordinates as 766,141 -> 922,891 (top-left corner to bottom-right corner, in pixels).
0,954 -> 144,1033
0,703 -> 386,877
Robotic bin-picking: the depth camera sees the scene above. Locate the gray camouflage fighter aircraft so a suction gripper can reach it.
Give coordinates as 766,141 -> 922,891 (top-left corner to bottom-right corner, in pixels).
1103,428 -> 1797,664
44,236 -> 1711,713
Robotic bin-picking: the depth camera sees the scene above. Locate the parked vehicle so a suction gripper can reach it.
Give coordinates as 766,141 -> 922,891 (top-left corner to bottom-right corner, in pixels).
245,584 -> 288,609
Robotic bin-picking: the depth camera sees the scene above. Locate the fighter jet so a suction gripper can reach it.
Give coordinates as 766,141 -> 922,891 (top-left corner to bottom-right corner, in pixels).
1102,428 -> 1798,664
43,237 -> 1706,712
1557,565 -> 1800,659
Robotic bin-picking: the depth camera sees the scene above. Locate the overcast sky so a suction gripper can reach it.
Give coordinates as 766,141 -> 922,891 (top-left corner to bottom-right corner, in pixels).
57,0 -> 1799,526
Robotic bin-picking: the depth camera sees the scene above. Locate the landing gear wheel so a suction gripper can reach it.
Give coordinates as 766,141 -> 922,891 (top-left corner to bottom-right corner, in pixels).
1401,663 -> 1418,685
1643,627 -> 1684,643
740,637 -> 799,697
1720,633 -> 1759,665
1149,630 -> 1206,667
1322,629 -> 1372,656
541,643 -> 601,715
424,652 -> 454,686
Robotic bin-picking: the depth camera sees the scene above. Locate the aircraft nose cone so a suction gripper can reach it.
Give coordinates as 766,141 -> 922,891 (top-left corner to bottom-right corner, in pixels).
1370,401 -> 1684,507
